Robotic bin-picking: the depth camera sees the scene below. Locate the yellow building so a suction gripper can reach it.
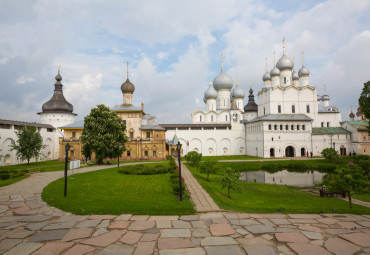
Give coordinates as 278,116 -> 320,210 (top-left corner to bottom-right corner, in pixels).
58,67 -> 168,161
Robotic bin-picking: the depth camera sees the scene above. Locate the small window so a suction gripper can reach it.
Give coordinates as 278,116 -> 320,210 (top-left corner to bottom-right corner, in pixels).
264,107 -> 266,115
280,124 -> 283,130
72,132 -> 76,138
268,124 -> 272,130
145,151 -> 148,157
146,132 -> 150,138
272,137 -> 274,141
286,124 -> 289,130
292,105 -> 295,113
127,151 -> 131,157
71,151 -> 75,156
123,120 -> 126,125
278,105 -> 281,113
306,105 -> 310,113
274,124 -> 277,130
153,151 -> 157,157
302,125 -> 305,130
130,132 -> 134,139
291,125 -> 294,130
321,122 -> 324,127
211,115 -> 214,122
297,125 -> 300,130
284,77 -> 286,84
226,115 -> 228,121
327,122 -> 330,127
200,116 -> 202,122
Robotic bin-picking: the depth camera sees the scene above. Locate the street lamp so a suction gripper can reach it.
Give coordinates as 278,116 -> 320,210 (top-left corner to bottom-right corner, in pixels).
333,142 -> 336,150
177,141 -> 182,201
117,143 -> 120,168
64,143 -> 71,197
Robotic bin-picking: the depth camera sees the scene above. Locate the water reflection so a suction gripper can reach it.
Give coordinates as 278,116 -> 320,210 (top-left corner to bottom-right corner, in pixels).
240,170 -> 327,187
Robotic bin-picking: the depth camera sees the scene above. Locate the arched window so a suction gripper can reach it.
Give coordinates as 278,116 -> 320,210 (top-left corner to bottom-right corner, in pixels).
286,124 -> 289,130
278,105 -> 281,113
200,115 -> 202,122
292,105 -> 295,113
280,124 -> 283,130
211,115 -> 214,122
306,105 -> 310,113
274,124 -> 277,130
291,125 -> 294,130
297,125 -> 300,130
268,124 -> 272,130
225,115 -> 228,121
302,125 -> 305,130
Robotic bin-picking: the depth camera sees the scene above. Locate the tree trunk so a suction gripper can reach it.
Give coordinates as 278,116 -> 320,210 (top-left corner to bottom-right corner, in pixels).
348,191 -> 352,209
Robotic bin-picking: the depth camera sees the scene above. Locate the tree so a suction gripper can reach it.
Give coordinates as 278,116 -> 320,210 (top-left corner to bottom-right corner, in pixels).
321,148 -> 340,163
185,151 -> 202,171
199,158 -> 217,181
323,164 -> 369,208
358,81 -> 370,134
10,126 -> 46,164
80,104 -> 128,164
219,167 -> 241,198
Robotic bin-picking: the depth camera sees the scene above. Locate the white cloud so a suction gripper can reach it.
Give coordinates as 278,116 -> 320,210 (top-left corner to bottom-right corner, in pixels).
16,76 -> 35,84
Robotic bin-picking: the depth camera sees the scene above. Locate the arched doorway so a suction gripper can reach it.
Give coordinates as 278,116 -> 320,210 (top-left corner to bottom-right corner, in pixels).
270,148 -> 275,157
223,148 -> 228,155
285,146 -> 295,157
340,146 -> 346,156
208,148 -> 214,156
301,148 -> 306,157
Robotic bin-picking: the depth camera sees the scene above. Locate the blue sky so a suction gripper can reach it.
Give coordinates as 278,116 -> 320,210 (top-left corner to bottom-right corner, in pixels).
0,0 -> 369,123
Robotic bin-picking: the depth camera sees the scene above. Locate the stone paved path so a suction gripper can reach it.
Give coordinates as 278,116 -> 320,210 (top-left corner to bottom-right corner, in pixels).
1,164 -> 370,255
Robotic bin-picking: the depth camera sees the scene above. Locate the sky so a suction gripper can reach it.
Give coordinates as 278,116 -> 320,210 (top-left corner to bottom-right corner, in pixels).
0,0 -> 369,124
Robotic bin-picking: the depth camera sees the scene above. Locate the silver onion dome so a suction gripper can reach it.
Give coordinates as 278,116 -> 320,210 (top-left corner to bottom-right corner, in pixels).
298,66 -> 310,76
204,85 -> 217,99
203,97 -> 206,103
276,54 -> 294,70
213,69 -> 233,90
270,66 -> 280,77
263,71 -> 271,81
234,84 -> 245,98
292,70 -> 299,80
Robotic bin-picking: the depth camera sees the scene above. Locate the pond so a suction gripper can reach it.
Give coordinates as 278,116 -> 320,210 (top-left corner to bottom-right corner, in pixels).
240,170 -> 327,187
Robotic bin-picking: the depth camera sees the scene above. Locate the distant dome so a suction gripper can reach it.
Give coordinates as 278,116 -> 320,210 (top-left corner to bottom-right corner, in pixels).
356,106 -> 362,117
292,70 -> 299,80
276,54 -> 294,70
234,84 -> 245,98
213,69 -> 233,90
349,111 -> 355,118
270,66 -> 280,77
298,66 -> 310,76
263,71 -> 271,81
121,78 -> 135,94
244,88 -> 258,112
203,97 -> 206,103
204,85 -> 217,99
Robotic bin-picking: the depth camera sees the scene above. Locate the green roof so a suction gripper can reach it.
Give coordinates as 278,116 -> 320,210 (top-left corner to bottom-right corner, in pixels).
347,121 -> 368,131
312,127 -> 351,135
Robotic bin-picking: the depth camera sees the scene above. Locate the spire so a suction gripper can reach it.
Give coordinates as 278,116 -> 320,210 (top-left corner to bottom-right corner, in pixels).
221,52 -> 224,70
282,37 -> 286,55
209,79 -> 212,88
324,84 -> 327,95
266,57 -> 268,72
126,62 -> 129,79
301,51 -> 305,66
273,51 -> 276,66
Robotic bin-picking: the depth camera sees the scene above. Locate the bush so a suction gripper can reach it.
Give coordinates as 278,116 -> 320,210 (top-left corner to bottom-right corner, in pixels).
0,170 -> 28,180
262,164 -> 283,172
118,164 -> 175,175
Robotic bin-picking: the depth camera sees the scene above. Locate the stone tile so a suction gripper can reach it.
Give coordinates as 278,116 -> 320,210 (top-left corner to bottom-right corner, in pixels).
159,248 -> 205,255
108,220 -> 130,229
337,221 -> 364,229
277,245 -> 294,255
199,213 -> 223,219
211,217 -> 229,224
275,232 -> 309,243
0,205 -> 9,213
191,237 -> 202,246
43,221 -> 76,230
81,230 -> 124,247
205,245 -> 245,255
288,242 -> 332,255
317,218 -> 338,225
131,215 -> 149,220
20,215 -> 53,222
243,245 -> 276,255
6,229 -> 34,238
261,234 -> 274,241
98,220 -> 110,228
236,237 -> 273,246
301,231 -> 323,240
62,228 -> 94,241
63,244 -> 96,255
0,239 -> 22,253
275,227 -> 299,233
244,224 -> 275,234
120,231 -> 143,244
156,220 -> 171,229
238,213 -> 262,219
288,214 -> 322,219
88,215 -> 116,220
3,242 -> 43,255
54,215 -> 88,223
149,216 -> 178,221
14,207 -> 37,215
257,218 -> 275,227
289,219 -> 318,224
97,244 -> 135,255
191,221 -> 206,228
339,232 -> 370,247
128,221 -> 155,231
270,218 -> 291,225
209,224 -> 235,236
8,202 -> 25,208
262,213 -> 288,219
28,229 -> 68,242
115,214 -> 132,221
161,229 -> 191,238
172,220 -> 191,228
298,225 -> 324,233
239,219 -> 260,226
140,233 -> 159,242
224,213 -> 238,220
192,228 -> 211,237
236,228 -> 249,235
324,237 -> 361,255
143,228 -> 160,234
32,241 -> 74,255
26,222 -> 48,231
4,222 -> 26,230
134,241 -> 155,255
94,228 -> 109,237
158,238 -> 195,249
357,221 -> 370,228
200,237 -> 238,246
325,228 -> 355,235
77,219 -> 101,228
0,216 -> 24,223
180,215 -> 199,221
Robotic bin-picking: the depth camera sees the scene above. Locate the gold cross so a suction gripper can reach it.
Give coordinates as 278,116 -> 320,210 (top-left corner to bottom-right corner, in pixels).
302,51 -> 305,66
221,52 -> 224,69
282,37 -> 286,54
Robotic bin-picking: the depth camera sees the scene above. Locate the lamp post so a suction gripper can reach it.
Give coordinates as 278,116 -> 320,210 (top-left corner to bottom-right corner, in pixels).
64,143 -> 71,197
117,143 -> 120,168
177,142 -> 182,201
333,142 -> 336,150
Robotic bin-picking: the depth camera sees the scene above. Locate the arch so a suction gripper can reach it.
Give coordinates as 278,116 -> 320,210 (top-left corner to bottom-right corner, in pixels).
234,137 -> 245,155
270,148 -> 275,157
223,147 -> 228,155
4,154 -> 11,165
285,146 -> 295,157
340,146 -> 346,156
190,138 -> 202,154
300,147 -> 306,157
239,147 -> 244,154
206,138 -> 216,156
44,138 -> 53,160
220,138 -> 231,156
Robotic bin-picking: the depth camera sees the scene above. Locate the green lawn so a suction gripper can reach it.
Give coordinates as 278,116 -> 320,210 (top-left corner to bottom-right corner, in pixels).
0,174 -> 29,187
186,164 -> 370,214
0,160 -> 65,172
201,155 -> 261,160
42,165 -> 195,215
353,193 -> 370,203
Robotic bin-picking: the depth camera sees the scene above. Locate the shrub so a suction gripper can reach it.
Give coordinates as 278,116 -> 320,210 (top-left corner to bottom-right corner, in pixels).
118,163 -> 175,175
262,164 -> 283,172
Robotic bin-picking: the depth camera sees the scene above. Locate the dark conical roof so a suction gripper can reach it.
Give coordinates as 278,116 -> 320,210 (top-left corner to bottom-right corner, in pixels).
40,69 -> 74,114
244,88 -> 258,112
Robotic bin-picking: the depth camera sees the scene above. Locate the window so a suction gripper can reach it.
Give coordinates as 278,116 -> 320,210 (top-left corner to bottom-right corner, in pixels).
286,124 -> 289,130
127,151 -> 131,157
268,124 -> 272,130
144,151 -> 148,157
211,115 -> 214,122
291,125 -> 294,130
272,137 -> 274,141
302,125 -> 305,130
284,77 -> 286,84
71,151 -> 75,156
200,116 -> 202,122
72,132 -> 76,138
123,120 -> 126,125
146,132 -> 150,138
153,151 -> 157,157
321,122 -> 324,127
280,124 -> 283,130
264,107 -> 266,115
297,125 -> 300,130
306,105 -> 310,113
327,122 -> 330,127
278,105 -> 281,113
292,105 -> 295,113
130,132 -> 134,139
225,115 -> 228,121
274,124 -> 277,130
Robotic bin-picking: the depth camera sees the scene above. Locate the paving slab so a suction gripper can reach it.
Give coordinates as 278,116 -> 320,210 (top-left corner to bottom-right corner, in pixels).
161,229 -> 191,238
205,245 -> 245,255
211,217 -> 229,224
172,220 -> 191,228
26,222 -> 48,231
236,237 -> 274,246
0,205 -> 9,213
200,237 -> 238,246
159,248 -> 205,255
288,242 -> 332,255
239,219 -> 260,226
131,215 -> 150,220
199,213 -> 223,219
191,221 -> 206,228
149,216 -> 178,221
270,218 -> 291,225
158,238 -> 195,249
156,220 -> 172,229
97,244 -> 135,255
134,241 -> 155,255
0,239 -> 22,253
339,232 -> 370,247
288,214 -> 322,219
244,224 -> 276,234
43,221 -> 76,230
120,231 -> 143,244
317,218 -> 339,225
3,242 -> 43,255
63,244 -> 96,255
324,237 -> 361,255
277,245 -> 294,255
62,227 -> 94,241
20,215 -> 53,222
301,231 -> 323,240
140,233 -> 159,241
81,230 -> 125,247
192,228 -> 211,237
298,225 -> 324,233
243,245 -> 276,255
128,221 -> 155,231
115,214 -> 132,221
108,220 -> 130,229
180,215 -> 199,221
28,229 -> 68,242
325,228 -> 355,235
54,215 -> 88,223
77,219 -> 101,228
209,223 -> 235,236
32,241 -> 74,255
289,219 -> 318,224
6,229 -> 34,238
88,215 -> 116,220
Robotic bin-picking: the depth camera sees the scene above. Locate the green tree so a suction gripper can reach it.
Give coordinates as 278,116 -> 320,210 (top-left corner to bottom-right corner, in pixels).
185,151 -> 202,171
10,126 -> 46,164
80,104 -> 128,164
199,158 -> 217,181
358,81 -> 370,134
321,148 -> 339,162
219,167 -> 241,198
323,164 -> 369,208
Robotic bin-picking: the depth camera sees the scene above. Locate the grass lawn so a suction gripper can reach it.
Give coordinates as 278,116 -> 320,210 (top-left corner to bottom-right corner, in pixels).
353,193 -> 370,203
0,160 -> 65,172
187,164 -> 370,214
0,174 -> 29,187
201,155 -> 261,160
42,165 -> 195,215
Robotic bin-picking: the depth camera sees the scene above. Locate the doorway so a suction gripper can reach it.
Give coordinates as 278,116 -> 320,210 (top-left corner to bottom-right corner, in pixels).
285,146 -> 295,157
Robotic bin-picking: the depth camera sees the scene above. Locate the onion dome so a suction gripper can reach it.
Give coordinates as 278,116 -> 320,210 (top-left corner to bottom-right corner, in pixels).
204,81 -> 217,99
41,69 -> 74,113
276,54 -> 294,70
292,70 -> 299,80
121,78 -> 135,94
244,88 -> 258,112
263,71 -> 271,81
213,69 -> 233,90
270,66 -> 280,77
234,81 -> 245,98
298,66 -> 310,77
349,111 -> 355,118
203,97 -> 206,103
356,106 -> 362,117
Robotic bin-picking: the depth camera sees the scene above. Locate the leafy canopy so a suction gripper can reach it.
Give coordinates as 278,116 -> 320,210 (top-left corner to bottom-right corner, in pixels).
185,151 -> 202,171
219,167 -> 241,198
10,126 -> 46,164
199,158 -> 218,181
358,81 -> 370,134
321,148 -> 339,163
80,104 -> 127,164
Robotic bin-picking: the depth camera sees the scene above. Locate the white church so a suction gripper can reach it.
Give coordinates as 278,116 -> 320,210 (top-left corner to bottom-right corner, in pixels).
162,44 -> 368,158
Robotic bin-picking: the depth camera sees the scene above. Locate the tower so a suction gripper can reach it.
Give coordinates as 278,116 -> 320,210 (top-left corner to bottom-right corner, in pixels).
298,51 -> 310,87
121,62 -> 135,105
213,53 -> 233,110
